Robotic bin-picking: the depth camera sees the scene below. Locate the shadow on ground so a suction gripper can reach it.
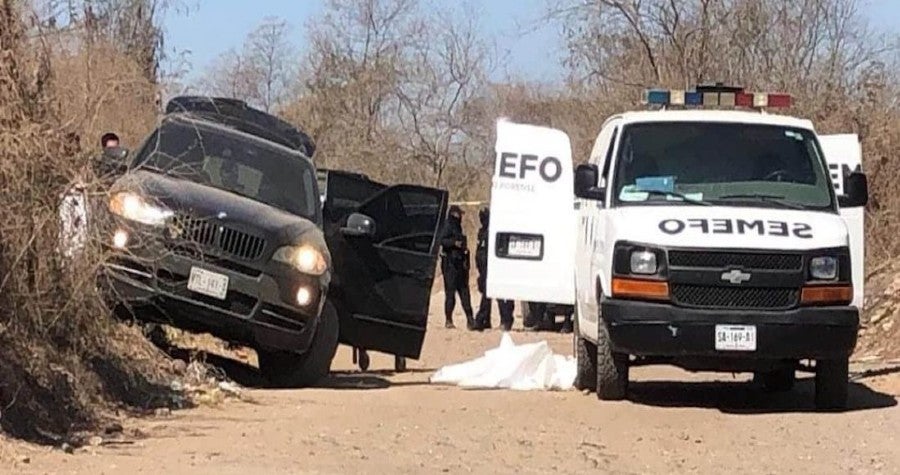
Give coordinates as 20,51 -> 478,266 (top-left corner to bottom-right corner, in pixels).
627,374 -> 898,414
163,346 -> 433,391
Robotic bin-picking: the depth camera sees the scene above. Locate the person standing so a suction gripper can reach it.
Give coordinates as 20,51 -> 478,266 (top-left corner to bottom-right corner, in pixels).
474,208 -> 514,331
439,205 -> 475,330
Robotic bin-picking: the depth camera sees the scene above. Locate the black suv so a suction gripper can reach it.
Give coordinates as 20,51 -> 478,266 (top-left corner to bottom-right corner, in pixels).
101,96 -> 448,386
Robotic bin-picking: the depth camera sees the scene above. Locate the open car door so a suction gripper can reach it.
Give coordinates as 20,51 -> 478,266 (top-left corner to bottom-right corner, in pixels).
322,170 -> 448,359
487,120 -> 576,305
819,134 -> 865,309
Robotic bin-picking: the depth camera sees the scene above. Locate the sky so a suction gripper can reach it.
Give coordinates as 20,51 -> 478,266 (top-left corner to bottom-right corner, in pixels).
163,0 -> 899,87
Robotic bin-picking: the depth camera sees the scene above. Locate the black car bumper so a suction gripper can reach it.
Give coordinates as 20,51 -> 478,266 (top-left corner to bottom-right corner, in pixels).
103,250 -> 324,353
601,299 -> 859,360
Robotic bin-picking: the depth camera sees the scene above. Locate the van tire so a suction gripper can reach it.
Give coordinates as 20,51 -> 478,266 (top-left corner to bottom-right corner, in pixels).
573,316 -> 597,391
596,320 -> 628,400
815,358 -> 849,411
258,301 -> 340,388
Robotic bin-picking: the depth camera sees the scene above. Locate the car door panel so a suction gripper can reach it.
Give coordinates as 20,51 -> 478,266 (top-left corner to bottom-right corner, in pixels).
323,177 -> 448,359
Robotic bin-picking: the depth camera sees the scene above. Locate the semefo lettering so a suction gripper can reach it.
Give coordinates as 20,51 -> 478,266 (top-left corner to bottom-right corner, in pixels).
497,152 -> 563,183
658,218 -> 813,239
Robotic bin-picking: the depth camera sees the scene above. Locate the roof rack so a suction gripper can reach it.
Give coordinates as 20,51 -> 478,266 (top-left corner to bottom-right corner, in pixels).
165,96 -> 316,157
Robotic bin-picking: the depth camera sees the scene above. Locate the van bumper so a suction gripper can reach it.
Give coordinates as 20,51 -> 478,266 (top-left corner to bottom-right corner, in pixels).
601,299 -> 858,360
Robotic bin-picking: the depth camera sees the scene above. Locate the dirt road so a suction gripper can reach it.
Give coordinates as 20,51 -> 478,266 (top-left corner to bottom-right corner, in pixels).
8,312 -> 900,474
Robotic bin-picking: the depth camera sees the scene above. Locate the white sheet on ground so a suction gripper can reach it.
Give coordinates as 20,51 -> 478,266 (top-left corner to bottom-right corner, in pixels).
430,333 -> 576,391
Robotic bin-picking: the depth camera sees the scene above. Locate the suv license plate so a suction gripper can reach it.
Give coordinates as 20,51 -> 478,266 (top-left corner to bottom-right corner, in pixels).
714,325 -> 757,352
188,267 -> 229,300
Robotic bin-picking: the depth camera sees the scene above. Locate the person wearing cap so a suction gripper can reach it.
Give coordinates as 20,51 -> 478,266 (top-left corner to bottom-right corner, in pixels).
474,207 -> 514,331
438,205 -> 475,330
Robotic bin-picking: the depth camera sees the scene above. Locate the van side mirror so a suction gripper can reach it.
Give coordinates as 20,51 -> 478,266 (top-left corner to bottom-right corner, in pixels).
574,164 -> 605,201
341,212 -> 376,238
840,171 -> 868,208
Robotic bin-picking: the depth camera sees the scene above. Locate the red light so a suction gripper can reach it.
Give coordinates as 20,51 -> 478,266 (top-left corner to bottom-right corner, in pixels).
767,94 -> 792,108
735,93 -> 753,107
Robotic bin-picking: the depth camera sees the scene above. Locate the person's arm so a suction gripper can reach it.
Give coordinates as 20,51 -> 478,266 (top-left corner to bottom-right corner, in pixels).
439,223 -> 457,249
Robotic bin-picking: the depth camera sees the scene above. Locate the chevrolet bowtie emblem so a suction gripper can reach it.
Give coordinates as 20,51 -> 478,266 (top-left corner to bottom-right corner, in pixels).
721,269 -> 752,285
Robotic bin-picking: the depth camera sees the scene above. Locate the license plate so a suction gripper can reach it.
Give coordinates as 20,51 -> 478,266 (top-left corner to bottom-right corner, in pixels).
714,325 -> 757,351
508,236 -> 542,258
187,267 -> 229,300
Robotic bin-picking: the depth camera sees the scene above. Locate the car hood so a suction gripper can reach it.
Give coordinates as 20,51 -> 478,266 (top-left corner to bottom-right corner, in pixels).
113,170 -> 324,248
607,205 -> 848,251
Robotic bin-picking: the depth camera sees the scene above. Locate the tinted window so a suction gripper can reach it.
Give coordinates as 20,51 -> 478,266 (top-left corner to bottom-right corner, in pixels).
132,120 -> 318,218
612,122 -> 834,210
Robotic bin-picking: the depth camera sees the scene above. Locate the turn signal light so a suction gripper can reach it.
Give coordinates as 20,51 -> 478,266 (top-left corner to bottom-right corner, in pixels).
611,278 -> 669,300
800,285 -> 852,306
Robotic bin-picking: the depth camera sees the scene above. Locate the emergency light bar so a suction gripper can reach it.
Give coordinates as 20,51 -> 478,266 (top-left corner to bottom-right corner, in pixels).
643,84 -> 792,109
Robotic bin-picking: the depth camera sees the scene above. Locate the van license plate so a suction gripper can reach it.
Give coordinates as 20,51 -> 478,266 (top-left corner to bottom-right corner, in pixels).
508,236 -> 542,258
714,325 -> 757,351
188,267 -> 229,300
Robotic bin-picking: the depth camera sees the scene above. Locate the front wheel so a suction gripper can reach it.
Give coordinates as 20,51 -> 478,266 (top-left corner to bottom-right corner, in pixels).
815,358 -> 849,411
258,302 -> 340,388
596,320 -> 629,400
573,309 -> 597,391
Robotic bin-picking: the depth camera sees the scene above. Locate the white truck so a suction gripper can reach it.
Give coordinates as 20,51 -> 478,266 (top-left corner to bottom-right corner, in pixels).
487,84 -> 868,410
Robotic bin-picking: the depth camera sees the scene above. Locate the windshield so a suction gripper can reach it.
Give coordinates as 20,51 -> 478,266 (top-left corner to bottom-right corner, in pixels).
132,119 -> 319,218
611,122 -> 835,211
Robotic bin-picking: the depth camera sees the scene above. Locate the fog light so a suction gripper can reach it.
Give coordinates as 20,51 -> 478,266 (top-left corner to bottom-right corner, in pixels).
112,229 -> 129,249
296,287 -> 312,306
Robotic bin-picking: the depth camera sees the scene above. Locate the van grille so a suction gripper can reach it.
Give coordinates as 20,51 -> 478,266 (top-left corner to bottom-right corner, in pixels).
668,251 -> 802,271
671,284 -> 799,310
170,215 -> 266,261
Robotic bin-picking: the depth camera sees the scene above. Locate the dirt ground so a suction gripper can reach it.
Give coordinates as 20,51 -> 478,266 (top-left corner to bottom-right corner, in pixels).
5,299 -> 900,475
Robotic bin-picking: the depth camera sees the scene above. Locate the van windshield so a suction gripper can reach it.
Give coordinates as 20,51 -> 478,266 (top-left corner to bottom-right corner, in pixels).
132,120 -> 318,218
612,122 -> 835,211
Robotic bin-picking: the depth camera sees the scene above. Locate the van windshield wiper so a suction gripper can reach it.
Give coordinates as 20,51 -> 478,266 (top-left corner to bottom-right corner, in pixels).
718,193 -> 806,210
639,189 -> 713,206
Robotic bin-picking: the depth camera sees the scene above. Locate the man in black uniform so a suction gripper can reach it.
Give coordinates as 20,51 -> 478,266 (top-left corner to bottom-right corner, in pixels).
474,208 -> 514,331
439,205 -> 475,330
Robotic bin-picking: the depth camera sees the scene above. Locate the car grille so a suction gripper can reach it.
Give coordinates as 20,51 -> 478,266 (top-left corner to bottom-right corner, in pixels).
671,284 -> 799,310
668,251 -> 802,271
170,214 -> 267,261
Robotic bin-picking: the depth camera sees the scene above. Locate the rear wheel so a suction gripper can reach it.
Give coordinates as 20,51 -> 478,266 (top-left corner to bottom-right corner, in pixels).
815,358 -> 849,411
573,314 -> 597,392
596,318 -> 628,400
754,367 -> 796,392
258,302 -> 340,388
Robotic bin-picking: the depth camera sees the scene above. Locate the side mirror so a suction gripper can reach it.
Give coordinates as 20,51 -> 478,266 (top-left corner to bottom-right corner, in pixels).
341,212 -> 376,238
840,171 -> 869,208
574,163 -> 605,201
96,146 -> 130,176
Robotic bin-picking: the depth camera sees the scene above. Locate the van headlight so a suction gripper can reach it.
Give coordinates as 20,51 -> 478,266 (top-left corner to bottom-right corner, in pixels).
809,256 -> 838,280
630,250 -> 658,275
272,245 -> 328,275
108,192 -> 173,227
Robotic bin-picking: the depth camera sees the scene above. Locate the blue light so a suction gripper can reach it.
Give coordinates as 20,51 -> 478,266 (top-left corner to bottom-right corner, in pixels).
684,91 -> 703,105
645,90 -> 670,105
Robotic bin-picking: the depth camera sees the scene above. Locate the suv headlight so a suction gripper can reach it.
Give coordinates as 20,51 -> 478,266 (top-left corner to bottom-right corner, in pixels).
809,256 -> 838,280
630,250 -> 658,275
272,245 -> 328,275
109,191 -> 173,227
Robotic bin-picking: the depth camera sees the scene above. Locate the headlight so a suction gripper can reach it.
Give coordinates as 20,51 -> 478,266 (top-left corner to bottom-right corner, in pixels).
809,256 -> 838,280
630,250 -> 657,275
109,192 -> 173,227
272,245 -> 328,275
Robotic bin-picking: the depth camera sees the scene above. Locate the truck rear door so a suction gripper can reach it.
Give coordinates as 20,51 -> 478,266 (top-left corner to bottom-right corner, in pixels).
322,172 -> 448,359
818,134 -> 865,309
486,120 -> 576,305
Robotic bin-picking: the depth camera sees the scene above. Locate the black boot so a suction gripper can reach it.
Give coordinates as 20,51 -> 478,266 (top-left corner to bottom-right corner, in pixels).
445,317 -> 455,329
466,315 -> 476,331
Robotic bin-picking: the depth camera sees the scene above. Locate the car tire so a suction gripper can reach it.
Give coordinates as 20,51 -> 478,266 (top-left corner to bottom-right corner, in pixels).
754,368 -> 795,392
815,358 -> 849,411
573,316 -> 597,392
258,301 -> 340,388
596,318 -> 628,400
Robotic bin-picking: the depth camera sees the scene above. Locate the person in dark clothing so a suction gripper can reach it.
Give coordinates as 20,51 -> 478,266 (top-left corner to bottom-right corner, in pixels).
439,205 -> 475,330
474,208 -> 514,331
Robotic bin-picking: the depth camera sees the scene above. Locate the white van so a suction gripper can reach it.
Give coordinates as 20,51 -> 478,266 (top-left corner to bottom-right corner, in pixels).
487,85 -> 868,410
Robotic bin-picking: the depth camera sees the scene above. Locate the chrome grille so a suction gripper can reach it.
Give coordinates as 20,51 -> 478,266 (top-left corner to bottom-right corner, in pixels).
170,215 -> 266,261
